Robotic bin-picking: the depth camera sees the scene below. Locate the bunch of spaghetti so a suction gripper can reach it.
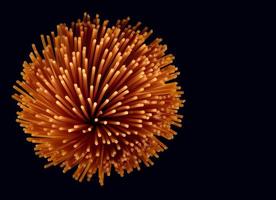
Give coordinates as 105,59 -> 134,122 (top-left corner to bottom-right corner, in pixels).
12,13 -> 184,185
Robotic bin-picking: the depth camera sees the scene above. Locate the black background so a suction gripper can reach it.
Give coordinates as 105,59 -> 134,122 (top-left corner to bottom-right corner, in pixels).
0,0 -> 244,199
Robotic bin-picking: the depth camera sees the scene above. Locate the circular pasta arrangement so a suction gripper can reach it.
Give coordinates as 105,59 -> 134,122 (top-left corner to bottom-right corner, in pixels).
13,13 -> 184,185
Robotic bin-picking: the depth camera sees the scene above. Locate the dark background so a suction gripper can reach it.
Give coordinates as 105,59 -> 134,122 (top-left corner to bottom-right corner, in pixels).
0,0 -> 249,199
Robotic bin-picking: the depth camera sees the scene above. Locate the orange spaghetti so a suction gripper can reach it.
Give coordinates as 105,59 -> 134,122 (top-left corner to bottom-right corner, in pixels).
12,13 -> 184,185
